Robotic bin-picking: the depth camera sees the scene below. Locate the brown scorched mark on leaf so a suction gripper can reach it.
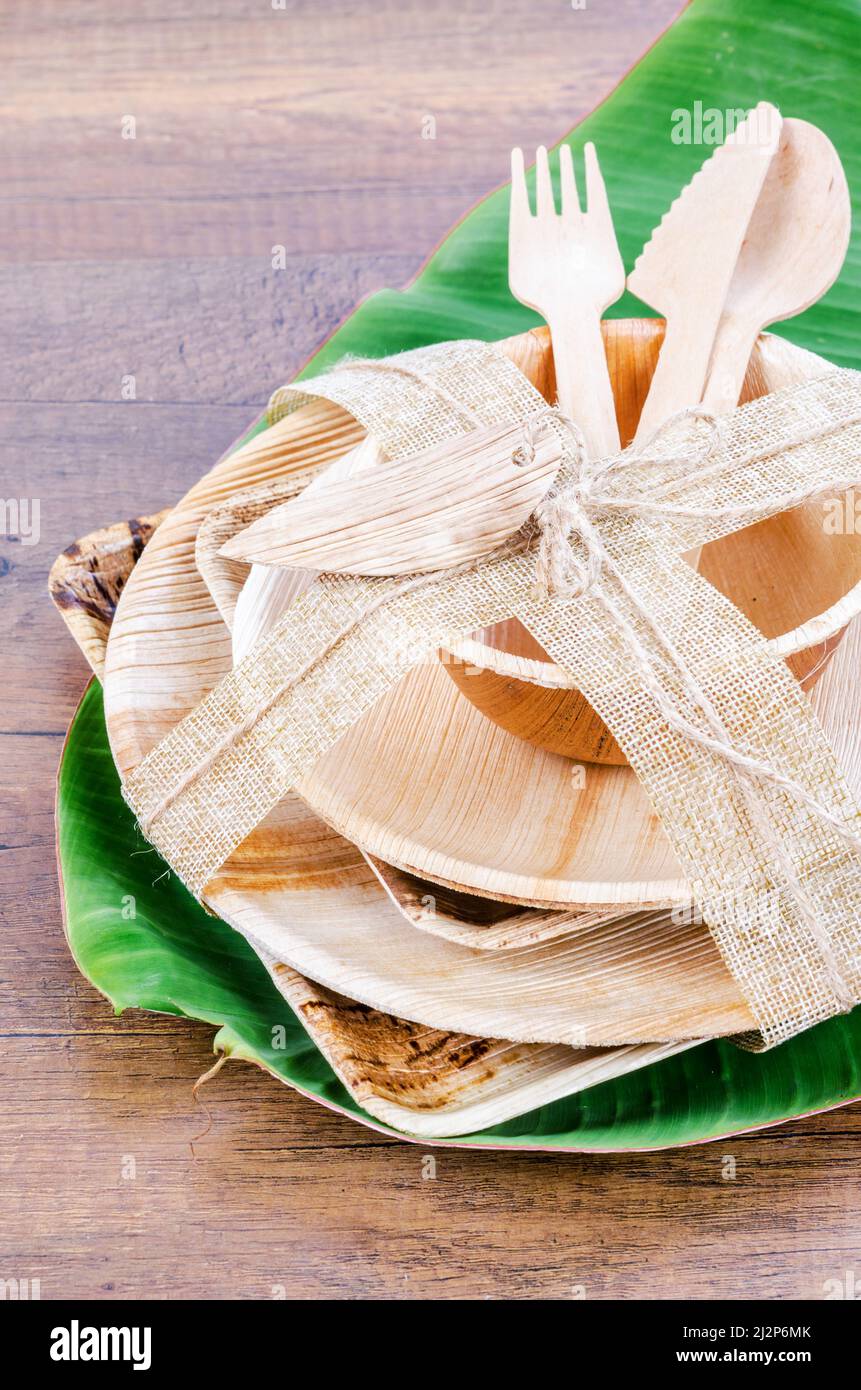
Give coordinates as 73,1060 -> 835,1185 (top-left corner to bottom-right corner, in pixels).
295,982 -> 505,1111
49,510 -> 170,679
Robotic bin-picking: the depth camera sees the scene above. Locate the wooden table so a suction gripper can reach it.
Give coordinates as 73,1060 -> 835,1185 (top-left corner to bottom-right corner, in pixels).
2,0 -> 858,1302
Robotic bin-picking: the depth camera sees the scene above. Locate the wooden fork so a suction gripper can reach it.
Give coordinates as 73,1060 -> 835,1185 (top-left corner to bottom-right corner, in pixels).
509,144 -> 623,455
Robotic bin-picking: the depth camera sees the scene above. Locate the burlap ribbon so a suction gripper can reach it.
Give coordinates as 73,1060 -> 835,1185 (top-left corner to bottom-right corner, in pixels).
124,339 -> 861,1047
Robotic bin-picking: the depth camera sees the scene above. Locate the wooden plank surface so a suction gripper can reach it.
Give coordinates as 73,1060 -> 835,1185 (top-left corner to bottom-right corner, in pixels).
4,0 -> 861,1303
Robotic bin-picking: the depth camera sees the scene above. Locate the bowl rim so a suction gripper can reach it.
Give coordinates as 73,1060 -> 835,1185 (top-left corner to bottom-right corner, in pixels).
442,574 -> 861,687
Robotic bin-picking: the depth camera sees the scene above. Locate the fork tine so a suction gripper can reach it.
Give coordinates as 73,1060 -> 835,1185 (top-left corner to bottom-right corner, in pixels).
559,143 -> 580,218
535,145 -> 555,218
583,141 -> 610,220
509,147 -> 530,223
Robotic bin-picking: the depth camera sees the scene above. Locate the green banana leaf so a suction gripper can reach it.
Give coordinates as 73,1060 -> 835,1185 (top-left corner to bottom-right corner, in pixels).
57,0 -> 861,1147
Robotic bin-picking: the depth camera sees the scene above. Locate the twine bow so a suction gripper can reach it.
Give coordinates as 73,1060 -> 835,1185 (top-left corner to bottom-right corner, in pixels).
527,406 -> 722,600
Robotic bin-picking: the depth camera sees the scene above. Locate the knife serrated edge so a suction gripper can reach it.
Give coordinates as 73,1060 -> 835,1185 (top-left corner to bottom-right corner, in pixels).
628,101 -> 782,315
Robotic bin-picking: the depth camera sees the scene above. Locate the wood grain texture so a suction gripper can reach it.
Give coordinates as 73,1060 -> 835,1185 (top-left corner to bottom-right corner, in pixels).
6,0 -> 861,1303
1,0 -> 686,264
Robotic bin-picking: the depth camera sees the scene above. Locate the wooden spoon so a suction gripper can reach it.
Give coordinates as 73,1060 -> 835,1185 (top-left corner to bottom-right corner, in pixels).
701,117 -> 850,413
684,119 -> 852,578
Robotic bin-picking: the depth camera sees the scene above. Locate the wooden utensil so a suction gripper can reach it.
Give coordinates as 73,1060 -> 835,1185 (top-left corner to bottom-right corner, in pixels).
701,117 -> 850,413
678,119 -> 852,579
628,101 -> 782,445
230,144 -> 624,674
228,120 -> 849,769
509,142 -> 623,452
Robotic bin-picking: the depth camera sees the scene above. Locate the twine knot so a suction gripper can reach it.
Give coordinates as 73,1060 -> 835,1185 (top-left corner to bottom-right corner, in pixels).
519,405 -> 723,602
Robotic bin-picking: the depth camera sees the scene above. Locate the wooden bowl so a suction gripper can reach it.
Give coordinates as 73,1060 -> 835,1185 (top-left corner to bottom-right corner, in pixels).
439,320 -> 861,764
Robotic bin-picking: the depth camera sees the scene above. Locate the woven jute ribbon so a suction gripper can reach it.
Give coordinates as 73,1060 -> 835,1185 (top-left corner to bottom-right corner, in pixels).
124,339 -> 861,1048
